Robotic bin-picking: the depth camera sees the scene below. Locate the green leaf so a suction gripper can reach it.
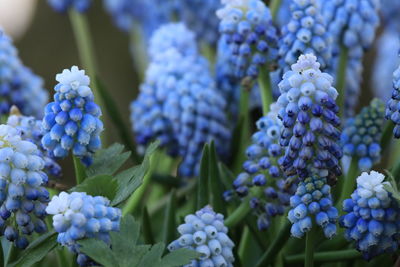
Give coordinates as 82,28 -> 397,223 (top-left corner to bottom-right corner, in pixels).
78,239 -> 118,267
208,141 -> 226,214
86,143 -> 131,177
197,144 -> 209,210
218,162 -> 236,190
137,243 -> 164,267
8,231 -> 57,267
158,248 -> 199,267
141,207 -> 154,244
111,141 -> 159,206
162,191 -> 176,245
72,175 -> 118,200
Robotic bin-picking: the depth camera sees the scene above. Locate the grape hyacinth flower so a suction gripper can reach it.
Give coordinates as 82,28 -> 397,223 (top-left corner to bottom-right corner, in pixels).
41,66 -> 104,166
288,176 -> 338,238
47,0 -> 92,13
385,60 -> 400,138
176,0 -> 221,45
0,124 -> 49,248
7,106 -> 62,178
277,54 -> 342,183
168,206 -> 235,267
226,104 -> 297,230
340,171 -> 400,260
217,0 -> 279,81
321,0 -> 380,116
341,99 -> 385,172
46,192 -> 121,266
0,31 -> 48,118
278,0 -> 333,73
380,0 -> 400,32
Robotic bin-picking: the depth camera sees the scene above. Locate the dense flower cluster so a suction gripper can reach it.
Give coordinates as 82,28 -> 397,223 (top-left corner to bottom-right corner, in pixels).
168,206 -> 235,267
380,0 -> 400,31
131,23 -> 231,177
0,125 -> 49,249
340,171 -> 400,260
226,104 -> 296,230
41,66 -> 103,166
277,54 -> 342,183
46,192 -> 121,266
321,0 -> 380,116
7,107 -> 61,178
47,0 -> 91,13
0,31 -> 48,118
278,0 -> 333,73
385,61 -> 400,138
341,99 -> 385,171
176,0 -> 221,45
217,0 -> 279,80
288,176 -> 338,238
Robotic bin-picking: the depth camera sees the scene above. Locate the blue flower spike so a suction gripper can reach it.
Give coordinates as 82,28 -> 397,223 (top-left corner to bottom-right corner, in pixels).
386,61 -> 400,138
168,206 -> 235,267
340,171 -> 400,260
47,0 -> 92,13
41,66 -> 104,166
288,176 -> 338,239
341,99 -> 385,172
277,54 -> 342,183
0,124 -> 50,249
7,106 -> 62,178
217,0 -> 279,81
46,192 -> 121,266
227,104 -> 297,230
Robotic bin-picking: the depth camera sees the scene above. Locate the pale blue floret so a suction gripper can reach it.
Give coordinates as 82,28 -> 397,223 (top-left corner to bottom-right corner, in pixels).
0,125 -> 49,249
46,191 -> 121,266
41,66 -> 103,166
288,176 -> 338,239
276,54 -> 342,182
168,206 -> 235,267
0,31 -> 48,118
341,99 -> 385,171
340,171 -> 400,260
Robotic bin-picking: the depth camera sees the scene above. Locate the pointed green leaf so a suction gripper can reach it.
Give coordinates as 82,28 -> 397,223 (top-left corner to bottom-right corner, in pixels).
72,175 -> 118,200
141,207 -> 154,244
137,243 -> 164,267
111,141 -> 159,206
8,231 -> 57,267
86,143 -> 131,177
78,239 -> 118,267
162,191 -> 177,245
208,141 -> 226,214
197,144 -> 209,210
158,248 -> 199,267
218,162 -> 236,190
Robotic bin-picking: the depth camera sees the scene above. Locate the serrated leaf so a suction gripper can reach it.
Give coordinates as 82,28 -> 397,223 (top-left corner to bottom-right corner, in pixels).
197,144 -> 209,210
137,243 -> 164,267
158,248 -> 199,267
72,175 -> 118,200
8,231 -> 57,267
208,141 -> 226,214
86,143 -> 131,177
111,141 -> 159,206
78,239 -> 118,267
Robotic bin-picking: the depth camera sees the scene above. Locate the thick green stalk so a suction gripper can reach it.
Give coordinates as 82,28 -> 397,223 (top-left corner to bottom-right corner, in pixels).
305,229 -> 317,267
270,0 -> 282,21
255,221 -> 291,267
381,121 -> 395,154
258,67 -> 273,115
285,249 -> 361,263
122,153 -> 158,216
225,188 -> 262,228
73,156 -> 86,185
336,45 -> 349,118
336,157 -> 359,208
238,227 -> 252,264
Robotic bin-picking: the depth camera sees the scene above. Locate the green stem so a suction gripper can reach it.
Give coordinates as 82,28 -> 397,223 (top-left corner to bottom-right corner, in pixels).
336,157 -> 359,208
336,45 -> 349,118
392,159 -> 400,181
238,227 -> 252,264
129,25 -> 148,79
73,156 -> 86,185
56,248 -> 70,267
122,153 -> 157,216
225,188 -> 262,228
258,67 -> 273,115
255,221 -> 291,267
270,0 -> 282,21
381,121 -> 395,154
285,249 -> 361,264
305,229 -> 317,267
